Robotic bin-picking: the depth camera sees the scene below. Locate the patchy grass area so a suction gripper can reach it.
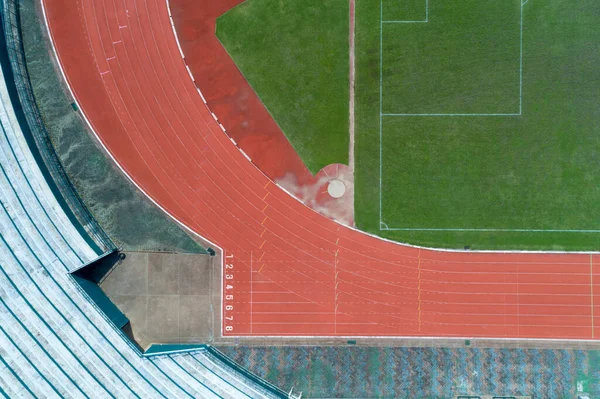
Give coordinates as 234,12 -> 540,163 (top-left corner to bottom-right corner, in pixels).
21,0 -> 205,253
355,0 -> 600,250
216,0 -> 349,174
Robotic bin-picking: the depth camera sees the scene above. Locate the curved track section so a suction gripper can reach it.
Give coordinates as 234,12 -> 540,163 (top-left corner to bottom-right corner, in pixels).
0,34 -> 281,398
42,0 -> 600,340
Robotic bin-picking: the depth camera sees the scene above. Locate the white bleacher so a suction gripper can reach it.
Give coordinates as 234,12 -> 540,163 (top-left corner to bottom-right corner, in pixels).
0,58 -> 280,398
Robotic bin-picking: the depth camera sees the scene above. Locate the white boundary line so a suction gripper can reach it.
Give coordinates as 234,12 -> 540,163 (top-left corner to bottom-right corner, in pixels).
335,217 -> 600,254
383,113 -> 521,116
212,333 -> 600,343
382,227 -> 600,233
379,0 -> 383,227
378,0 -> 591,233
250,251 -> 253,334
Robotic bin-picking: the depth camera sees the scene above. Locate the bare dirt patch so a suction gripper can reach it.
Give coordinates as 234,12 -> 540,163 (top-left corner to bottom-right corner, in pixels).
100,251 -> 216,348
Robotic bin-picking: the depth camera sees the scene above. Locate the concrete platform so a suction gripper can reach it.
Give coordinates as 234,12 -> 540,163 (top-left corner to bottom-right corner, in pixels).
100,251 -> 215,348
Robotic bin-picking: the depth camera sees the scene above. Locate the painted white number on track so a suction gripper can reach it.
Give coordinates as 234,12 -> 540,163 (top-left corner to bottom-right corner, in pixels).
224,254 -> 234,333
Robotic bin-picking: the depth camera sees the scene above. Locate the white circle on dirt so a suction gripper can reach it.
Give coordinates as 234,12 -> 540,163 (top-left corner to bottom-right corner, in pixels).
327,179 -> 346,199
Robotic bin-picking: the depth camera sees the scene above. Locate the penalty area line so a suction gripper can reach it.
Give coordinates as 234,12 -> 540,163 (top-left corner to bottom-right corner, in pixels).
379,227 -> 600,233
379,1 -> 530,229
382,113 -> 521,116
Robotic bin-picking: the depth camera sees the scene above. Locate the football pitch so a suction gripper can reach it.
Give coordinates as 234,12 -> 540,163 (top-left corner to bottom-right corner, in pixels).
355,0 -> 600,250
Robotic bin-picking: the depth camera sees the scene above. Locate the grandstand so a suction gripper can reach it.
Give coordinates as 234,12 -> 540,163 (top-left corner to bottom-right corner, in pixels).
0,0 -> 288,397
1,0 -> 599,396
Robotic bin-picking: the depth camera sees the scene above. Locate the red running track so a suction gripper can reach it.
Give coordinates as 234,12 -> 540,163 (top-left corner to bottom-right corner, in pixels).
167,0 -> 315,185
43,0 -> 600,340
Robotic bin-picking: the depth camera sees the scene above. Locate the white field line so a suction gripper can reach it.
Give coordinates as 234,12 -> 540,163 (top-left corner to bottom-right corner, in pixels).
378,0 -> 383,226
379,1 -> 584,233
222,332 -> 600,343
382,228 -> 600,233
383,113 -> 521,116
348,0 -> 355,172
250,251 -> 253,333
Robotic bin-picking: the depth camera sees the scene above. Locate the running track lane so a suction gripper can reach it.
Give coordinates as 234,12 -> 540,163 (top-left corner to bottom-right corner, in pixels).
43,0 -> 600,340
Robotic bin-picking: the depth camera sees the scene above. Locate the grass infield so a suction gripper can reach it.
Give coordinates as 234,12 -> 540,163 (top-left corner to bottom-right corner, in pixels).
216,0 -> 349,174
355,0 -> 600,250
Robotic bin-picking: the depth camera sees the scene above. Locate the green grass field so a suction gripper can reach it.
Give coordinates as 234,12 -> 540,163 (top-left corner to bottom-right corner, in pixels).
216,0 -> 349,174
355,0 -> 600,250
218,0 -> 600,250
